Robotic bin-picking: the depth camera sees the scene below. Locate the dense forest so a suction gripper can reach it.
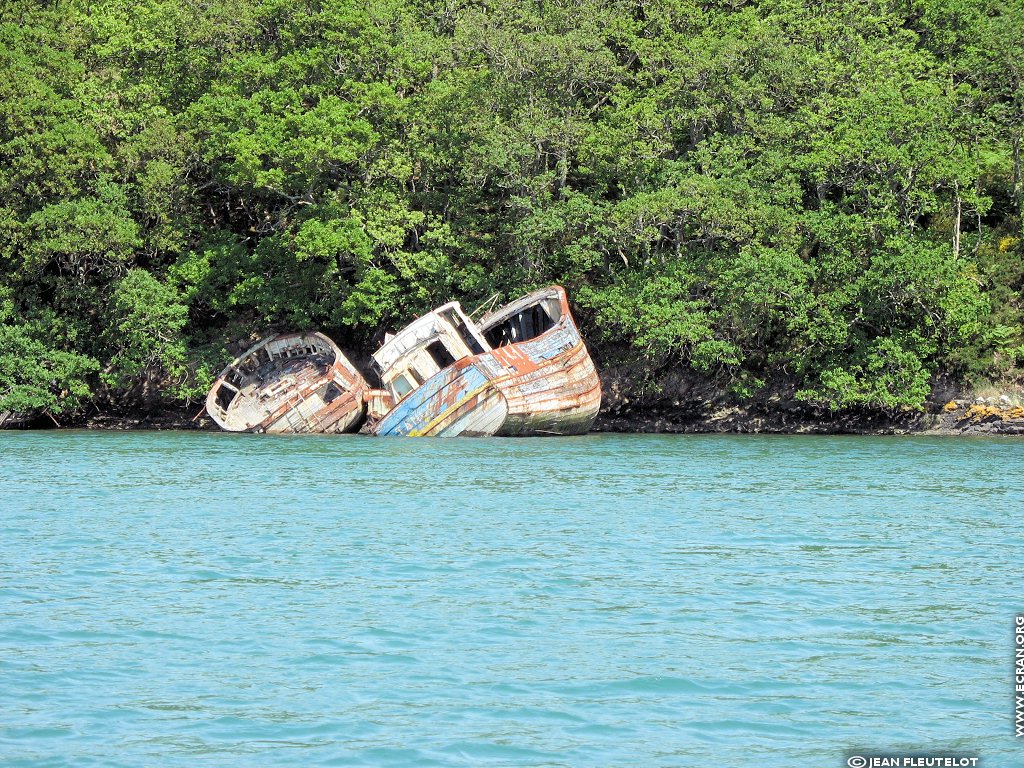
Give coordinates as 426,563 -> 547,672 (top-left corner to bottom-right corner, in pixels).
1,0 -> 1022,423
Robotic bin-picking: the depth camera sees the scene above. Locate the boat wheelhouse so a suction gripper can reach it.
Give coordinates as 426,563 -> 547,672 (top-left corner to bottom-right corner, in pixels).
367,302 -> 508,436
205,332 -> 367,433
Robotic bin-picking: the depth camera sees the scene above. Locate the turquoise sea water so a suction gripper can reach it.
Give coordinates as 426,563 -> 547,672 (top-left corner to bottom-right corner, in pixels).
1,431 -> 1022,767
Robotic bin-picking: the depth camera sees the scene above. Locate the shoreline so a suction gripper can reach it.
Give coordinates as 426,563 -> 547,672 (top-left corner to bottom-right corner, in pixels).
8,369 -> 1024,437
5,400 -> 1021,437
592,403 -> 1024,437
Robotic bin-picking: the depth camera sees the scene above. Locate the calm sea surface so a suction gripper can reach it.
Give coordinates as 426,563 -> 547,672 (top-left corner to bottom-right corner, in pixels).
1,431 -> 1022,767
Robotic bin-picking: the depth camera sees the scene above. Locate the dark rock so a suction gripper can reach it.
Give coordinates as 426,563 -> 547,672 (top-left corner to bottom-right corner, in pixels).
592,368 -> 1023,437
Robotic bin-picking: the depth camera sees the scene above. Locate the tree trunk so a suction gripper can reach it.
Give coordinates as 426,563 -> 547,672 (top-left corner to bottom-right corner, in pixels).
953,183 -> 961,260
1013,132 -> 1022,231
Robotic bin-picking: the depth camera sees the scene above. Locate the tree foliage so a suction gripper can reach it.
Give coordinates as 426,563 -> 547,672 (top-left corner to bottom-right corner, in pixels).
1,0 -> 1021,417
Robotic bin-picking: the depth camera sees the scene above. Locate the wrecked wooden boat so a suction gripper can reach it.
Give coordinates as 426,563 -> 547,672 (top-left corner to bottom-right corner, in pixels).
368,302 -> 507,436
371,286 -> 601,437
206,332 -> 368,433
0,411 -> 33,429
480,286 -> 603,435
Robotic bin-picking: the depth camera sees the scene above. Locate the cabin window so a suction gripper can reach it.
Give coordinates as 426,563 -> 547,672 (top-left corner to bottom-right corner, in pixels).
215,384 -> 237,412
483,304 -> 556,347
426,339 -> 457,369
392,374 -> 414,399
323,382 -> 342,404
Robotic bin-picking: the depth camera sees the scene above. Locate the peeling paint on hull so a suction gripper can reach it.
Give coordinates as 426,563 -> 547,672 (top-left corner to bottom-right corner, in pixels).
492,333 -> 602,437
373,359 -> 510,437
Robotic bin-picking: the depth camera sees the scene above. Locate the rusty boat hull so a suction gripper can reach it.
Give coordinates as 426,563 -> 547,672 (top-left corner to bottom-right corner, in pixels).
370,357 -> 510,437
205,332 -> 368,434
483,286 -> 602,436
372,286 -> 601,437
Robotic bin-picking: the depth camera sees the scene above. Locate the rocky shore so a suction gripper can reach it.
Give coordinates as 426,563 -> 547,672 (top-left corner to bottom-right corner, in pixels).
919,399 -> 1024,436
592,398 -> 1024,436
591,368 -> 1024,437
